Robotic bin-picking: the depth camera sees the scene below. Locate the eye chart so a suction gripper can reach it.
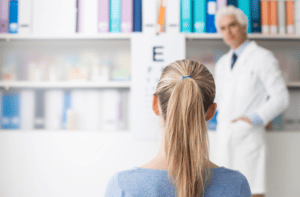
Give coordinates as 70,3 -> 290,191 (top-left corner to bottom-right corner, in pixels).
131,34 -> 185,139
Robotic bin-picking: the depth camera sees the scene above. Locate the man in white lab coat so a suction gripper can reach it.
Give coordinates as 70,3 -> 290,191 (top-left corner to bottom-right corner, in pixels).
214,6 -> 289,197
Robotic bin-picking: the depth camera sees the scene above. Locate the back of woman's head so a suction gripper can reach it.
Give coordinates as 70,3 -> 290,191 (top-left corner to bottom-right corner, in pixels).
154,59 -> 216,197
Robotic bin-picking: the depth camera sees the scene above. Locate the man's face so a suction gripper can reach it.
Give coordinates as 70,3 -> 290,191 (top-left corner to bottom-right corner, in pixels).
219,15 -> 246,49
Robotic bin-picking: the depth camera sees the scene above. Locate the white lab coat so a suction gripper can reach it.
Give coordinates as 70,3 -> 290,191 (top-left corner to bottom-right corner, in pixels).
214,41 -> 289,194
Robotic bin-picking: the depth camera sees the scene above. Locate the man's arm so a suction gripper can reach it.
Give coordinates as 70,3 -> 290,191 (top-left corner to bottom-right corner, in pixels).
253,52 -> 289,126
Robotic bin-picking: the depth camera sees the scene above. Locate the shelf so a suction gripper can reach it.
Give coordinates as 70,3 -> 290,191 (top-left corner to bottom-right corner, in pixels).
0,33 -> 133,41
0,129 -> 298,132
287,81 -> 300,87
0,129 -> 130,132
185,33 -> 223,39
208,130 -> 299,133
185,33 -> 300,40
1,33 -> 300,41
0,81 -> 298,90
0,81 -> 131,90
247,34 -> 300,40
287,82 -> 300,89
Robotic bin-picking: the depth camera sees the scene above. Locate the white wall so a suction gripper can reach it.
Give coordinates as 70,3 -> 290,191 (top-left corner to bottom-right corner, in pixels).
0,131 -> 299,197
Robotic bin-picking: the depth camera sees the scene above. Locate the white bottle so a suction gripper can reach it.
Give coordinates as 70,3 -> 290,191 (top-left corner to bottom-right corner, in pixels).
102,89 -> 121,131
66,109 -> 77,130
101,60 -> 110,82
49,65 -> 58,81
91,64 -> 101,81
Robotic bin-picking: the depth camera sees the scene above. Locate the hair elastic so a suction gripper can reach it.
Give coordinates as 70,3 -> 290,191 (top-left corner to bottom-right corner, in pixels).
182,75 -> 192,80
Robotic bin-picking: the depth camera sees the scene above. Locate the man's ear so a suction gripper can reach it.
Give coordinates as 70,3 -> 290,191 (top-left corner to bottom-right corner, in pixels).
242,25 -> 247,33
152,94 -> 160,116
206,103 -> 217,121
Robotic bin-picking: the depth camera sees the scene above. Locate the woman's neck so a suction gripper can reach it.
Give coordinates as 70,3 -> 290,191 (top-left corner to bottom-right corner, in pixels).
140,130 -> 219,170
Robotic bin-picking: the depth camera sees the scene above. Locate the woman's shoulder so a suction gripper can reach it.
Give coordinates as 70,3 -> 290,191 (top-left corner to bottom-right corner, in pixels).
212,167 -> 249,184
208,167 -> 251,196
114,167 -> 168,180
106,167 -> 145,186
109,167 -> 248,186
106,167 -> 169,189
104,168 -> 142,196
105,167 -> 251,197
105,167 -> 174,197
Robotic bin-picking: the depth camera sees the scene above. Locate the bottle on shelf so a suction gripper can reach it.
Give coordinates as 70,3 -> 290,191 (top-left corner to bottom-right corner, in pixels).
1,58 -> 18,81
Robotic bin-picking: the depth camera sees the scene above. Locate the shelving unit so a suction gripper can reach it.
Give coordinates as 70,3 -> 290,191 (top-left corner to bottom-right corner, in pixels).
0,34 -> 299,91
0,34 -> 299,88
0,33 -> 299,132
0,35 -> 132,132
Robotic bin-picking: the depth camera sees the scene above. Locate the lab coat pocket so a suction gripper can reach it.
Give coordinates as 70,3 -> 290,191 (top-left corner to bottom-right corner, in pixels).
237,120 -> 253,130
232,121 -> 255,145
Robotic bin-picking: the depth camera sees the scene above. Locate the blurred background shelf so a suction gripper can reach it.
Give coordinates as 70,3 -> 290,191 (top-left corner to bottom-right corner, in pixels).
0,81 -> 131,89
185,33 -> 300,40
287,81 -> 300,87
0,33 -> 133,41
2,80 -> 296,90
0,129 -> 298,132
1,33 -> 300,41
0,129 -> 131,132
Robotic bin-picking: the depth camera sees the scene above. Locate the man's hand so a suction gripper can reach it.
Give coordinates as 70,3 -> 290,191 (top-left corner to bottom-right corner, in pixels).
232,117 -> 253,124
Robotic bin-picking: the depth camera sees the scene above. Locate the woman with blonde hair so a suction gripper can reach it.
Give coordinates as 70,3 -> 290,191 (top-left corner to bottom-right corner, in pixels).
105,60 -> 251,197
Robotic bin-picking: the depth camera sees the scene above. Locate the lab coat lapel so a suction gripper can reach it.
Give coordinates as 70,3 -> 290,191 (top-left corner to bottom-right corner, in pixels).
220,41 -> 258,121
231,41 -> 258,75
223,50 -> 233,78
220,51 -> 236,120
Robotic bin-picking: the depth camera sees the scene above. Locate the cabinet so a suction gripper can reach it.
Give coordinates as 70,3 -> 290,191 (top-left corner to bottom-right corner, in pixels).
0,33 -> 299,131
0,34 -> 131,131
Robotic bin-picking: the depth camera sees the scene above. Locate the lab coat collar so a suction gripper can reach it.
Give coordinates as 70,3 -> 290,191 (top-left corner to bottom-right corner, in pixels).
231,40 -> 251,57
226,41 -> 258,74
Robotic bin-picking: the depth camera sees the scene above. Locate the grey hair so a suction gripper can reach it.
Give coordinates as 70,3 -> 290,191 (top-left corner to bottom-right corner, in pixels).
215,5 -> 248,33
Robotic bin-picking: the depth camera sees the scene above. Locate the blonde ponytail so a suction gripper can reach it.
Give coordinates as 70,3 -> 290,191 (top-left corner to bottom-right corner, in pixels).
154,60 -> 215,197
